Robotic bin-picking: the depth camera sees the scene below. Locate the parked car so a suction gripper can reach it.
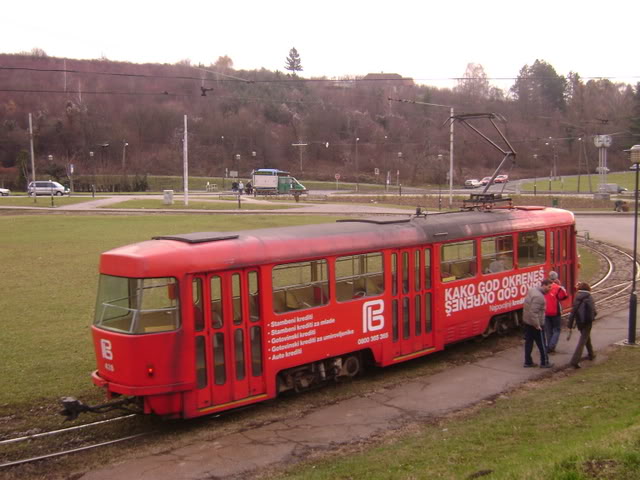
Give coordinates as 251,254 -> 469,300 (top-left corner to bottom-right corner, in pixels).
480,176 -> 493,186
464,179 -> 481,188
630,164 -> 639,171
595,166 -> 610,174
28,181 -> 69,196
0,187 -> 10,196
494,174 -> 509,183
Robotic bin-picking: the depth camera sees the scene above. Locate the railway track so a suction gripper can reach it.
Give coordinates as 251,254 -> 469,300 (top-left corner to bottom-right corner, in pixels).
2,238 -> 635,472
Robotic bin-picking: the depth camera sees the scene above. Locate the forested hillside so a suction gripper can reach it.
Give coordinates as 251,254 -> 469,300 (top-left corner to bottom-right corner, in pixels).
1,51 -> 638,190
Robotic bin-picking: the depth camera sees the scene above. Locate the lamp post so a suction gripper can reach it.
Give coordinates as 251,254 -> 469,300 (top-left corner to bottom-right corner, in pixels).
355,137 -> 360,193
397,152 -> 402,193
89,151 -> 95,196
48,155 -> 54,206
437,154 -> 443,210
292,142 -> 307,173
533,154 -> 538,196
121,141 -> 128,172
628,144 -> 640,345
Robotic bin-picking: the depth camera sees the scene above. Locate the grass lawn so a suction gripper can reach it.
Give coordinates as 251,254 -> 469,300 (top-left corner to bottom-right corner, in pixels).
0,196 -> 98,207
272,347 -> 640,480
0,214 -> 340,410
101,198 -> 302,210
520,172 -> 636,193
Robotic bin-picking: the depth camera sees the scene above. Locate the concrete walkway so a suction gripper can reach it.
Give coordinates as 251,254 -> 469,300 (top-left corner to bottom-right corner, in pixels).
80,308 -> 636,480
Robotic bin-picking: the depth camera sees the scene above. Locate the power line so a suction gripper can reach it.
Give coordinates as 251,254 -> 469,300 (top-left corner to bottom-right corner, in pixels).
0,65 -> 638,84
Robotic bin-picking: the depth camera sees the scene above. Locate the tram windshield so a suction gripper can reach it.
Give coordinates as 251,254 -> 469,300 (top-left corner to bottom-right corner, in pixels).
94,275 -> 180,334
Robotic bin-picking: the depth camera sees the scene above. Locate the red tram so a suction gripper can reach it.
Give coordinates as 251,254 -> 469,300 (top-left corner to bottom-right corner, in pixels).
89,206 -> 576,418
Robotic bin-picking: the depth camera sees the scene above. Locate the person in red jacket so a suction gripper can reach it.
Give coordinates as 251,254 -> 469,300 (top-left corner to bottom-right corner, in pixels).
544,271 -> 568,353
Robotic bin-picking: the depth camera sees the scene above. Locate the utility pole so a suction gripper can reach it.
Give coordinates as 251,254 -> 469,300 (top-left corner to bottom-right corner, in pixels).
292,142 -> 307,172
183,115 -> 189,206
28,113 -> 36,202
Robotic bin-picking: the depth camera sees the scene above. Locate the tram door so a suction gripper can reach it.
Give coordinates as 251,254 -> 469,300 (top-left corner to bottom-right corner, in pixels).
392,249 -> 424,356
194,269 -> 266,410
550,227 -> 573,292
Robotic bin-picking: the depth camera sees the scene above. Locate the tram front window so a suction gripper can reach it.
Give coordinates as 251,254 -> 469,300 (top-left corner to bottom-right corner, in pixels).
94,275 -> 180,334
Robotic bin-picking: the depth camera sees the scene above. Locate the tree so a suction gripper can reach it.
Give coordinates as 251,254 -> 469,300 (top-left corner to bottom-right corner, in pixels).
454,63 -> 490,99
630,82 -> 640,144
284,47 -> 303,75
214,55 -> 234,71
510,59 -> 567,113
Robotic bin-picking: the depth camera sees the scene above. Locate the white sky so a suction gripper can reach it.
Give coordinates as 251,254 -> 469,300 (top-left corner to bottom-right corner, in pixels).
2,0 -> 638,90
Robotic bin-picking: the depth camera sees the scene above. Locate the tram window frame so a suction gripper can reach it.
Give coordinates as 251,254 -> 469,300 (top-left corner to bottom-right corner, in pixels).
518,230 -> 546,267
210,276 -> 223,329
481,235 -> 514,275
193,278 -> 204,331
335,252 -> 384,302
440,240 -> 477,283
94,275 -> 180,334
248,270 -> 260,322
272,259 -> 329,313
424,248 -> 432,289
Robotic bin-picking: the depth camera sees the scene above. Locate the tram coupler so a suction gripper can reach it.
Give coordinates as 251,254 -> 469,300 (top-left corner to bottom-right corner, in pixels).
60,396 -> 139,421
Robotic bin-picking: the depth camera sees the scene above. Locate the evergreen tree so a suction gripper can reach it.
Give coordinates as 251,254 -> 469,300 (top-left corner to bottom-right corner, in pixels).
284,47 -> 303,75
510,59 -> 567,113
630,82 -> 640,145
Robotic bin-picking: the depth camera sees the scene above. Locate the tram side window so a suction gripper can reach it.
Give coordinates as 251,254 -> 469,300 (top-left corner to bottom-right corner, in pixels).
335,252 -> 384,302
424,249 -> 431,289
94,275 -> 180,334
481,235 -> 514,274
248,271 -> 260,322
210,276 -> 223,329
518,230 -> 546,267
272,260 -> 329,313
440,241 -> 476,283
193,278 -> 204,331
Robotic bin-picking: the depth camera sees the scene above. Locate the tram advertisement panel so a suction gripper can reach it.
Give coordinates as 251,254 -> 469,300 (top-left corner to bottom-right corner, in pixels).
265,299 -> 389,363
444,267 -> 545,317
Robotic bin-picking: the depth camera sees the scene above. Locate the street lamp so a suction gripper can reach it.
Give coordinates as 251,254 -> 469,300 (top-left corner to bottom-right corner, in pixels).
437,154 -> 443,210
628,144 -> 640,345
397,152 -> 402,192
292,142 -> 307,172
355,137 -> 360,193
533,154 -> 538,196
121,141 -> 128,172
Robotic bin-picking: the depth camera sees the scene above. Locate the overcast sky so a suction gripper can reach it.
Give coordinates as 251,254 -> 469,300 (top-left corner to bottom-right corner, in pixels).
2,0 -> 638,90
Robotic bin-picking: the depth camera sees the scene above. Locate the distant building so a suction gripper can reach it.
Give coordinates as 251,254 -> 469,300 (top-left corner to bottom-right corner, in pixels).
359,73 -> 414,93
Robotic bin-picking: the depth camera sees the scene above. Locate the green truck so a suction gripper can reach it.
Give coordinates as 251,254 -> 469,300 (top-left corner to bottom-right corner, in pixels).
251,169 -> 307,198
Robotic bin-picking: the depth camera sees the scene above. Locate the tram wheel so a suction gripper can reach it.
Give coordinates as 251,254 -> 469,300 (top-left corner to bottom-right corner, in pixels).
341,355 -> 361,378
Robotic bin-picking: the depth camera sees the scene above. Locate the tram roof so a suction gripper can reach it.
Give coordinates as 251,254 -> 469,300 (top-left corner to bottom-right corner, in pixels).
100,207 -> 574,277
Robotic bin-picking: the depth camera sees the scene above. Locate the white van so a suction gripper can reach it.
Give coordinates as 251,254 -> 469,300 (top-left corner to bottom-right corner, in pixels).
28,181 -> 70,196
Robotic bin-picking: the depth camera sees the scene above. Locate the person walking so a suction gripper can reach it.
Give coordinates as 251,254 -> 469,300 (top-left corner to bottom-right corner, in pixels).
544,271 -> 568,353
568,282 -> 597,369
523,279 -> 554,368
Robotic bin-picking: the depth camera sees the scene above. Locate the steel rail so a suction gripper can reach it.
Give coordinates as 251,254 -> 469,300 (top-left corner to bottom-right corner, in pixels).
0,433 -> 147,469
0,414 -> 137,446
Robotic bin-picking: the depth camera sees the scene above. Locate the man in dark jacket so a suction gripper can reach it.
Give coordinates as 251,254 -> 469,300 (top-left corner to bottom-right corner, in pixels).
568,282 -> 597,368
523,279 -> 554,368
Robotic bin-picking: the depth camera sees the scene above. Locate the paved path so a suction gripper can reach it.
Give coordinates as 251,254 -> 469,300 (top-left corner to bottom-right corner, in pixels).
81,308 -> 635,480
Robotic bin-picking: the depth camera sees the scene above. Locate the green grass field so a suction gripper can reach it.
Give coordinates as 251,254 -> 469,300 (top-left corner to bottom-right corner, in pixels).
520,171 -> 637,193
0,196 -> 98,207
0,214 -> 600,412
101,198 -> 302,210
274,346 -> 640,480
0,214 -> 340,409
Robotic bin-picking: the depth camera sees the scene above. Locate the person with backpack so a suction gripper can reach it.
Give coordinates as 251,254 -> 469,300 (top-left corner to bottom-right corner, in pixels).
567,282 -> 597,369
544,271 -> 568,353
